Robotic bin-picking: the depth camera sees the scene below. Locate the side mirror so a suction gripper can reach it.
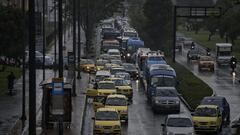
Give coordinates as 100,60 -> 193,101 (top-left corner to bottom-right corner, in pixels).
161,124 -> 165,127
191,112 -> 195,116
177,81 -> 180,86
92,117 -> 95,120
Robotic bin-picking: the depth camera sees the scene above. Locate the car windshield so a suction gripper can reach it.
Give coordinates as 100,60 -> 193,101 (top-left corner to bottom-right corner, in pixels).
123,64 -> 136,70
105,97 -> 127,106
111,60 -> 122,65
98,83 -> 115,89
167,118 -> 193,127
109,52 -> 120,55
219,51 -> 231,56
115,73 -> 131,80
95,111 -> 119,120
82,59 -> 94,64
200,57 -> 213,61
96,75 -> 109,82
189,50 -> 198,54
124,32 -> 137,37
148,56 -> 164,61
111,69 -> 125,75
195,107 -> 217,117
151,76 -> 176,87
96,60 -> 108,66
115,79 -> 129,86
156,89 -> 177,97
201,99 -> 223,107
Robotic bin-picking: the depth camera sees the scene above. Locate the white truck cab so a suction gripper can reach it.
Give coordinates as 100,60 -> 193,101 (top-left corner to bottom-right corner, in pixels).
216,43 -> 232,65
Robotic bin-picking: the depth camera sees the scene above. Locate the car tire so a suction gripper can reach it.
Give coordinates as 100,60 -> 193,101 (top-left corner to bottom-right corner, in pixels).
211,67 -> 215,72
198,67 -> 201,72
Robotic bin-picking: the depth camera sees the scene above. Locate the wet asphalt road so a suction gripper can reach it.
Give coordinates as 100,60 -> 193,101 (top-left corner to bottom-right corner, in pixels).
82,80 -> 192,135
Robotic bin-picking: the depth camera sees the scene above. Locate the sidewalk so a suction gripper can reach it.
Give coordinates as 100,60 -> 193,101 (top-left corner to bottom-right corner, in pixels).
0,27 -> 86,135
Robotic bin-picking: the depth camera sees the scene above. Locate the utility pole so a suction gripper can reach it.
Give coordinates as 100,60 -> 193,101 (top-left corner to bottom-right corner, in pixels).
54,0 -> 57,77
42,0 -> 46,80
21,0 -> 26,131
72,0 -> 77,96
29,0 -> 36,134
77,0 -> 81,79
172,6 -> 176,63
59,0 -> 63,77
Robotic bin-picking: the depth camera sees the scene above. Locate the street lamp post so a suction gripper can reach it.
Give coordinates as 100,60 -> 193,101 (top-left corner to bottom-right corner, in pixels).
77,0 -> 81,79
28,0 -> 36,134
59,0 -> 63,78
54,0 -> 57,77
42,0 -> 46,80
72,0 -> 77,96
21,0 -> 26,131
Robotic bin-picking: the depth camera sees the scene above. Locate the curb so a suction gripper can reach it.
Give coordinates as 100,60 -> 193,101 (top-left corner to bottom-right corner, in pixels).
80,92 -> 87,135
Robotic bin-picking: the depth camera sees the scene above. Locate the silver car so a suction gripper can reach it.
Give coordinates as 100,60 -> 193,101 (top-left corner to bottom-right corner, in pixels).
151,87 -> 180,113
162,114 -> 195,135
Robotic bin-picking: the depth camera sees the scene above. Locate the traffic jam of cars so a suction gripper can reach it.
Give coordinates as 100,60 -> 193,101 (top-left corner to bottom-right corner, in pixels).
81,17 -> 237,135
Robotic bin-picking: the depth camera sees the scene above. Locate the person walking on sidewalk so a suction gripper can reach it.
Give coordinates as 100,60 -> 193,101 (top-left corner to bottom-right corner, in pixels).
7,72 -> 15,96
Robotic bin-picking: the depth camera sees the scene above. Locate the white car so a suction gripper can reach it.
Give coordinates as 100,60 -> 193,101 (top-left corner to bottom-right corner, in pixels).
162,114 -> 195,135
115,72 -> 131,86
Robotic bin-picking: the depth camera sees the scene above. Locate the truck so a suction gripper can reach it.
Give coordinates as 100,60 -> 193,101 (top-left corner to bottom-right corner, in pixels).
124,37 -> 144,63
216,43 -> 232,66
101,39 -> 120,53
145,65 -> 177,101
143,51 -> 166,76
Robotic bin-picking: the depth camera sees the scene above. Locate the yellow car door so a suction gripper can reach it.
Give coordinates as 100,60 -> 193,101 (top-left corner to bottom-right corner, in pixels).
93,96 -> 106,111
86,88 -> 97,97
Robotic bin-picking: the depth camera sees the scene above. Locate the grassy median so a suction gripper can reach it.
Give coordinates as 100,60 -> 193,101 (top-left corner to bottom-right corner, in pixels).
178,28 -> 240,59
167,59 -> 213,109
0,65 -> 22,95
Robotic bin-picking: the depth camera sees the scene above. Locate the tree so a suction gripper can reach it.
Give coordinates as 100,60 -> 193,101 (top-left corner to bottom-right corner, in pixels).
0,4 -> 25,62
79,0 -> 124,53
143,0 -> 173,54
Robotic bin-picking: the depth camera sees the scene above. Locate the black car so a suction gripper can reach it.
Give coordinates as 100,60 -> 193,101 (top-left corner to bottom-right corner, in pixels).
122,63 -> 139,80
187,49 -> 200,62
200,96 -> 230,124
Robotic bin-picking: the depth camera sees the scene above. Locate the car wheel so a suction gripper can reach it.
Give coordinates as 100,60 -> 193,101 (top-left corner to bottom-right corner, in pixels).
211,67 -> 215,72
198,67 -> 201,72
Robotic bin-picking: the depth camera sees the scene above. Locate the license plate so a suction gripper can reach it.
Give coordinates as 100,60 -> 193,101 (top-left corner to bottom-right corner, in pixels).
104,130 -> 110,133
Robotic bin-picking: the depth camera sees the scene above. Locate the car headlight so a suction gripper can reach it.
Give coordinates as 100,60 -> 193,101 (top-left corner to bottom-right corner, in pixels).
114,125 -> 120,129
97,67 -> 101,70
155,100 -> 159,104
166,131 -> 174,135
188,133 -> 195,135
87,66 -> 90,69
175,100 -> 180,104
127,53 -> 130,57
95,125 -> 103,128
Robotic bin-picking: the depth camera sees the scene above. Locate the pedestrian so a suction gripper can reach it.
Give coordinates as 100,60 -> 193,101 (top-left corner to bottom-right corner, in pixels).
7,72 -> 15,96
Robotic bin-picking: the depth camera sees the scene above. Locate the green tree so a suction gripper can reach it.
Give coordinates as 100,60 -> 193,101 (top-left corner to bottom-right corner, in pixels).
79,0 -> 123,53
0,4 -> 25,61
143,0 -> 173,54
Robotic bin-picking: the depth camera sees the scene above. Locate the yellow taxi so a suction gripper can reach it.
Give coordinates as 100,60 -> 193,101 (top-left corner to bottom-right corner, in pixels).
93,108 -> 121,135
104,77 -> 133,100
93,96 -> 106,112
79,59 -> 96,73
198,56 -> 215,72
87,81 -> 117,97
105,94 -> 128,123
192,105 -> 223,133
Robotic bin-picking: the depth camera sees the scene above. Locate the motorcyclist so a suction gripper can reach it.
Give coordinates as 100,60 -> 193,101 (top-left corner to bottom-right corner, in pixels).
230,56 -> 237,73
206,47 -> 211,56
191,42 -> 195,50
